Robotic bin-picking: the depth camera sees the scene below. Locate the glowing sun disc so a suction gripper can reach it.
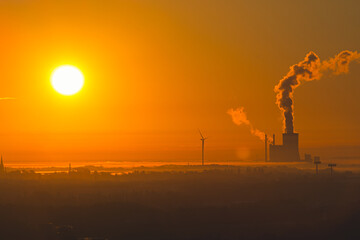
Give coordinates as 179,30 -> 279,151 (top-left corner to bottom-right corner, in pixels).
51,65 -> 84,95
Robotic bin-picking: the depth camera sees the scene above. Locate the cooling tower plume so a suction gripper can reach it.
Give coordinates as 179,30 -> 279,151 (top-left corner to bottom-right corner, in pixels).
227,107 -> 271,143
275,50 -> 360,133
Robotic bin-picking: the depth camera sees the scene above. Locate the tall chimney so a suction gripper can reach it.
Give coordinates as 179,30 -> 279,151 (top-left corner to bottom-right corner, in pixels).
265,134 -> 268,162
273,134 -> 275,145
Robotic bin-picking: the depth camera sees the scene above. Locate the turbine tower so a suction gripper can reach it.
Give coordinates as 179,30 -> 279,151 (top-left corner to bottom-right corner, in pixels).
199,130 -> 207,166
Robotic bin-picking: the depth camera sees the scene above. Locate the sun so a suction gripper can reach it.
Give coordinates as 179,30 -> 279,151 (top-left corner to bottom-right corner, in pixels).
51,65 -> 84,95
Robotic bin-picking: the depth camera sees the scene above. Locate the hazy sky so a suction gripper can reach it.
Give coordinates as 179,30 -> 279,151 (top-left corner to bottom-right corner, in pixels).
0,0 -> 359,163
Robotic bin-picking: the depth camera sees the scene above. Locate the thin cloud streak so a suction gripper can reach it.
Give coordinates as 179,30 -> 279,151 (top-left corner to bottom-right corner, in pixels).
0,97 -> 15,100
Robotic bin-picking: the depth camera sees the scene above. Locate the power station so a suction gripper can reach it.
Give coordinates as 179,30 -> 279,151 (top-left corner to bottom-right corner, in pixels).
265,132 -> 301,162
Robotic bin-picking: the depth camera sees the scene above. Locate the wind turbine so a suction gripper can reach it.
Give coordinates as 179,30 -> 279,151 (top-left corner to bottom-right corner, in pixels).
199,130 -> 207,166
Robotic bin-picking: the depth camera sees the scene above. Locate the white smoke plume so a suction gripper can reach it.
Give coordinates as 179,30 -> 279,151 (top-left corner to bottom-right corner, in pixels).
227,107 -> 271,142
275,50 -> 360,133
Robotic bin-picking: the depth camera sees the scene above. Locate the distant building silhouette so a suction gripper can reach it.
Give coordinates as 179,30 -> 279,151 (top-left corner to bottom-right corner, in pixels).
269,132 -> 300,162
305,154 -> 312,162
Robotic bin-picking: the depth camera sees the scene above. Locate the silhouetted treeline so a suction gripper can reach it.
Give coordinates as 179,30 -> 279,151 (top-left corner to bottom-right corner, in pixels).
0,165 -> 359,240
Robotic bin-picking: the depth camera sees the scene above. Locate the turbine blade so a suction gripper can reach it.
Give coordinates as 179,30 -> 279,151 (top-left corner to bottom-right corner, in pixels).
198,129 -> 204,139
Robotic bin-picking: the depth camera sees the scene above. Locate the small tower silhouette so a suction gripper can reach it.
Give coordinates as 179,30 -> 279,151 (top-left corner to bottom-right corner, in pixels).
314,156 -> 321,175
328,163 -> 337,176
265,134 -> 268,162
68,163 -> 72,174
0,155 -> 5,175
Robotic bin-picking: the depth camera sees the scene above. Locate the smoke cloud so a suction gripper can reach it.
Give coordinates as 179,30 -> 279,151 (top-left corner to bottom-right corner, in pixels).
275,50 -> 360,133
227,107 -> 271,142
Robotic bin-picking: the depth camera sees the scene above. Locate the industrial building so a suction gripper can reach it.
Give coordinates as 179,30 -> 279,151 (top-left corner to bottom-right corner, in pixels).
266,132 -> 301,162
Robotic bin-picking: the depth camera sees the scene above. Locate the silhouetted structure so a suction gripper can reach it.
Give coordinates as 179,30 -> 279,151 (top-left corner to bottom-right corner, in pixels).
305,154 -> 312,162
199,130 -> 207,166
0,155 -> 5,175
328,163 -> 337,176
314,156 -> 321,175
265,134 -> 268,161
273,134 -> 275,145
0,164 -> 360,239
269,133 -> 300,162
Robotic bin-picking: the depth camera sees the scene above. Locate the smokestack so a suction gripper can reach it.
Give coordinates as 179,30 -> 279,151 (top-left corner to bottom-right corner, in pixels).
265,134 -> 268,161
286,127 -> 293,134
273,134 -> 275,145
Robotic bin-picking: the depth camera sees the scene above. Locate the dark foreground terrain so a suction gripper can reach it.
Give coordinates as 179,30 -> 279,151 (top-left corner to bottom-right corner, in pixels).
0,165 -> 359,240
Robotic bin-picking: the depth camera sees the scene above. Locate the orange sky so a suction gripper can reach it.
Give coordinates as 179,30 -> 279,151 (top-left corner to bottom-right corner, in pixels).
0,0 -> 359,163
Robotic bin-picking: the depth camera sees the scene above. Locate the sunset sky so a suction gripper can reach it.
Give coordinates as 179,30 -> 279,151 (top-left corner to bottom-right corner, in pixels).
0,0 -> 359,164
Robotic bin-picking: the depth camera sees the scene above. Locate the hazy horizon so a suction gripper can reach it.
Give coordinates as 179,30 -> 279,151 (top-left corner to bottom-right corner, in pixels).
0,0 -> 360,164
